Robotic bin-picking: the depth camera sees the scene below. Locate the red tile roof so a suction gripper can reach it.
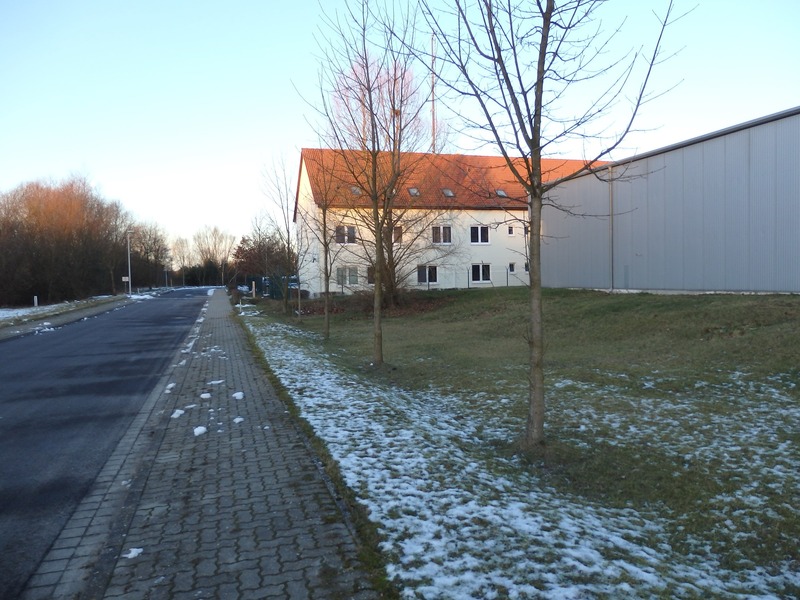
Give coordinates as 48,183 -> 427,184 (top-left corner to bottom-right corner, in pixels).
298,148 -> 597,212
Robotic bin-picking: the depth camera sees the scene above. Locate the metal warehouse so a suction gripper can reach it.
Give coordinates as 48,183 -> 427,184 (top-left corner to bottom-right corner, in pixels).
541,106 -> 800,293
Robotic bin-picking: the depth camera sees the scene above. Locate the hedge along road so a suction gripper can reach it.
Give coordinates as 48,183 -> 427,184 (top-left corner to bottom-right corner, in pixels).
0,288 -> 212,598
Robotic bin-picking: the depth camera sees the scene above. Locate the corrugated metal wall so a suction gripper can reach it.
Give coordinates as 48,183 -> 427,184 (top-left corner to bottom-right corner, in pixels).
542,108 -> 800,293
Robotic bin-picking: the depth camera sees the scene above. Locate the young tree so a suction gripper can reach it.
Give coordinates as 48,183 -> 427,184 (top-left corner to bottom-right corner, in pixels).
316,0 -> 430,364
263,159 -> 299,315
295,150 -> 348,339
420,0 -> 676,446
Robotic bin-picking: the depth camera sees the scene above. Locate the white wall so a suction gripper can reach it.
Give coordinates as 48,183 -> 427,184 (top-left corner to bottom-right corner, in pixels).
295,172 -> 531,297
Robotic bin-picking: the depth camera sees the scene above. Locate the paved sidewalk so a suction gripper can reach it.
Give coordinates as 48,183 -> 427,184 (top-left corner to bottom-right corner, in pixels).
22,290 -> 380,599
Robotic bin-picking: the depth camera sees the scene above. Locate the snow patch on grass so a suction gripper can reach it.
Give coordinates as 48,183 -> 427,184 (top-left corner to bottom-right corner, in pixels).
246,319 -> 800,599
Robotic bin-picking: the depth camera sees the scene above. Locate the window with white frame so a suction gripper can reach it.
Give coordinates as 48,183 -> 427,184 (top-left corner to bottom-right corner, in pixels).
335,225 -> 356,244
417,265 -> 438,284
508,225 -> 514,235
470,225 -> 489,244
382,224 -> 402,244
432,225 -> 452,244
471,264 -> 491,282
509,262 -> 516,273
336,266 -> 359,286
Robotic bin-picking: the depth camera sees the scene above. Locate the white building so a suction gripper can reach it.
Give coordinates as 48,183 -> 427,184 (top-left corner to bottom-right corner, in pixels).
294,148 -> 588,297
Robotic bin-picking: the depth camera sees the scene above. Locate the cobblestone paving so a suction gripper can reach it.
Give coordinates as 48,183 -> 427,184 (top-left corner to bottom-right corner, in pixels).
22,290 -> 379,599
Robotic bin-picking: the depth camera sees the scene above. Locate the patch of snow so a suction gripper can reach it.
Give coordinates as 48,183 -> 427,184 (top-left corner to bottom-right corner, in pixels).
233,417 -> 244,424
232,392 -> 245,400
245,318 -> 800,599
170,409 -> 185,419
122,548 -> 143,559
200,393 -> 211,399
193,426 -> 207,436
208,380 -> 225,385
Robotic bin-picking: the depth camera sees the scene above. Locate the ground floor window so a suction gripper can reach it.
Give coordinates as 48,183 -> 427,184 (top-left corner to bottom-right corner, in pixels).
417,265 -> 438,284
336,266 -> 359,286
471,264 -> 491,282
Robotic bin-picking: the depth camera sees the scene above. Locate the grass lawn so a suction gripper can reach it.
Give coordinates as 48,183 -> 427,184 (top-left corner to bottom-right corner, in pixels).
244,287 -> 800,598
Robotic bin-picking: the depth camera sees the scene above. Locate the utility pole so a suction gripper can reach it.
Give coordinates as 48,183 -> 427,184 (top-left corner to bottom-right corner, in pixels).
126,231 -> 132,296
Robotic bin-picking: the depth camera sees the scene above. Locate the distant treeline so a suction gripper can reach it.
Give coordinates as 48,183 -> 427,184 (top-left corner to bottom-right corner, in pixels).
0,176 -> 169,306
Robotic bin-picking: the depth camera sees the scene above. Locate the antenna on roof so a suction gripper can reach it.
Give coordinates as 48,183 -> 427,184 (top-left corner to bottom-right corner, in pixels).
431,33 -> 437,154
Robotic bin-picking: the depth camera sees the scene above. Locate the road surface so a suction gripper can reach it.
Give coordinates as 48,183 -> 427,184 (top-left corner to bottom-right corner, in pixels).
0,288 -> 211,598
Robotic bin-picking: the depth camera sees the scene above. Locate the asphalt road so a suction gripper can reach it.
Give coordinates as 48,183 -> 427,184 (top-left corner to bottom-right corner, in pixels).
0,288 -> 211,598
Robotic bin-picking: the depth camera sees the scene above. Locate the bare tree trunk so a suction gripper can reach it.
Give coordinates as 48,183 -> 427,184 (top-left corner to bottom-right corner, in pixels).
372,204 -> 384,365
323,242 -> 331,340
525,194 -> 546,448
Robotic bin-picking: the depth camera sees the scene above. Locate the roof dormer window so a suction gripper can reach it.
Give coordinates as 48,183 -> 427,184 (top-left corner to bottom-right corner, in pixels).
496,189 -> 508,198
442,188 -> 455,198
408,187 -> 420,197
350,186 -> 361,195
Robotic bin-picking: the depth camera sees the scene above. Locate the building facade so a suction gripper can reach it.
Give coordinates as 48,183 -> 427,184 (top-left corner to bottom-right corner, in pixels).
294,149 -> 587,297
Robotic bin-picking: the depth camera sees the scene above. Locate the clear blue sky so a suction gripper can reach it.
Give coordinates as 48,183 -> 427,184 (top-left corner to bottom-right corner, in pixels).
1,0 -> 798,241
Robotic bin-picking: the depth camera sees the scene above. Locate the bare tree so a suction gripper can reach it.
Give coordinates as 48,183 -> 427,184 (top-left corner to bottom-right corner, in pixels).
133,222 -> 171,287
0,176 -> 137,303
315,0 -> 430,364
263,159 -> 299,315
172,237 -> 194,286
295,150 -> 344,339
193,226 -> 236,286
420,0 -> 676,446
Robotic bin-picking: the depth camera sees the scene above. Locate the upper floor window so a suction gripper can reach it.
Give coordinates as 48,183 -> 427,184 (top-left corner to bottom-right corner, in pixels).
335,225 -> 356,244
432,225 -> 452,244
470,225 -> 489,244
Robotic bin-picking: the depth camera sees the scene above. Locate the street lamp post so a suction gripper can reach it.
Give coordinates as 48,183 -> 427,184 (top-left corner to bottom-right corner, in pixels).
126,231 -> 132,296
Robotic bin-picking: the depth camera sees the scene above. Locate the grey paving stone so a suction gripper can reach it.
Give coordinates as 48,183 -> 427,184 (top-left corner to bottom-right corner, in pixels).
22,290 -> 381,599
